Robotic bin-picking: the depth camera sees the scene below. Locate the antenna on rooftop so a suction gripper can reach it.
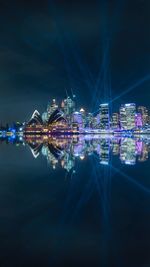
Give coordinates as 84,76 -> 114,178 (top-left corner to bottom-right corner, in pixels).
65,88 -> 69,98
71,88 -> 76,99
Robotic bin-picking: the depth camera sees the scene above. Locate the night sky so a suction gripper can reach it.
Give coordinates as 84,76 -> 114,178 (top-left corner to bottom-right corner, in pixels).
0,2 -> 150,265
0,0 -> 149,123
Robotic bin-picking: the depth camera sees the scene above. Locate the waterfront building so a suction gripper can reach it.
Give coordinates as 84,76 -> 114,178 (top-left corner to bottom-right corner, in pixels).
138,106 -> 149,126
62,97 -> 75,116
120,103 -> 136,130
99,103 -> 110,130
111,113 -> 119,130
72,111 -> 83,129
42,112 -> 48,123
135,113 -> 143,128
47,99 -> 58,118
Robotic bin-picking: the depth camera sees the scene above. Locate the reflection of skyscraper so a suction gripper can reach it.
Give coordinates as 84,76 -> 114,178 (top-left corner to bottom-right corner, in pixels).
138,106 -> 149,126
61,152 -> 75,172
138,143 -> 148,162
120,138 -> 136,165
99,104 -> 110,130
99,139 -> 110,165
112,138 -> 120,155
120,104 -> 136,130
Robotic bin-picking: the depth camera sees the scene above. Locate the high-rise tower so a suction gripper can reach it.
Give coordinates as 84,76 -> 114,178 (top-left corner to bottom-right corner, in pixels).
99,103 -> 110,130
138,106 -> 149,126
120,103 -> 136,130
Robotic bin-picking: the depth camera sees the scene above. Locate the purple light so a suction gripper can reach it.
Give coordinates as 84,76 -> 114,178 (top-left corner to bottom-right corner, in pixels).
135,113 -> 143,127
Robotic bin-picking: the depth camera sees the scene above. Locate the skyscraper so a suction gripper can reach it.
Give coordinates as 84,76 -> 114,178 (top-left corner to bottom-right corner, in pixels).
111,113 -> 119,130
120,103 -> 136,130
62,97 -> 75,116
72,111 -> 83,129
47,99 -> 58,119
119,105 -> 126,130
135,113 -> 143,128
99,103 -> 110,130
138,106 -> 149,126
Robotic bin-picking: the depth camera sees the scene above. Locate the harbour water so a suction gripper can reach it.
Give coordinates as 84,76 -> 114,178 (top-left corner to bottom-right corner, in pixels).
0,135 -> 150,266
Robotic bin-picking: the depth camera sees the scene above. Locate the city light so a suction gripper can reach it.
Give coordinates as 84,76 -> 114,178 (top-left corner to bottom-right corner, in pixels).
0,97 -> 150,136
21,98 -> 150,135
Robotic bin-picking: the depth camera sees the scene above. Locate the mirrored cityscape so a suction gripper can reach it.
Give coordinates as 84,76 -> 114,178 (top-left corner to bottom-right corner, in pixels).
1,134 -> 150,171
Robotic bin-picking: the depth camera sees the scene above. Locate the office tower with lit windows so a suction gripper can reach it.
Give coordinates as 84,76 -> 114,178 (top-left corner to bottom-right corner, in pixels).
86,113 -> 94,128
111,113 -> 119,130
119,105 -> 127,130
62,97 -> 75,116
72,109 -> 86,129
72,111 -> 83,127
120,103 -> 136,130
99,103 -> 110,130
135,113 -> 143,128
47,99 -> 58,119
61,96 -> 75,125
138,106 -> 149,126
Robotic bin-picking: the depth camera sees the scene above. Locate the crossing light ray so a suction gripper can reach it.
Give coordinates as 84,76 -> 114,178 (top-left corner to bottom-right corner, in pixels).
110,74 -> 150,104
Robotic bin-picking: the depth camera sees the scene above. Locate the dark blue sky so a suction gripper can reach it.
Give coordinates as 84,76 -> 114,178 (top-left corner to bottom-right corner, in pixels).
0,0 -> 149,123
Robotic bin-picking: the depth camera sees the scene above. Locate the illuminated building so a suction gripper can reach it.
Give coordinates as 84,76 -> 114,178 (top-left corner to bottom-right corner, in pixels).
47,99 -> 58,119
80,108 -> 86,128
119,105 -> 127,130
86,113 -> 94,128
120,103 -> 136,130
111,113 -> 119,130
138,106 -> 149,126
24,110 -> 43,133
61,97 -> 75,125
135,113 -> 143,128
3,97 -> 150,135
72,111 -> 83,129
62,97 -> 75,116
42,112 -> 48,123
99,103 -> 110,130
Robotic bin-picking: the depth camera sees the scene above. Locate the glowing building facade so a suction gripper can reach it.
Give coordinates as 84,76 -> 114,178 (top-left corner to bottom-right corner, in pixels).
138,106 -> 149,126
47,99 -> 58,119
99,103 -> 110,130
135,113 -> 143,128
120,103 -> 136,130
111,113 -> 119,130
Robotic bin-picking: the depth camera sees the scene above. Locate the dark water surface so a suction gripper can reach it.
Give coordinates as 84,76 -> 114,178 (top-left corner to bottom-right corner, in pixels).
0,137 -> 150,267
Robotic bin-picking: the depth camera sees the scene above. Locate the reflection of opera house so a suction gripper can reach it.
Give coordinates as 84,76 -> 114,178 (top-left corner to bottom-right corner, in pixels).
23,135 -> 150,171
0,133 -> 150,171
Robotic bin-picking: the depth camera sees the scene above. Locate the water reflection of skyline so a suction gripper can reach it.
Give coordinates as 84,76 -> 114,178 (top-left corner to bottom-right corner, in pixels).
1,135 -> 150,171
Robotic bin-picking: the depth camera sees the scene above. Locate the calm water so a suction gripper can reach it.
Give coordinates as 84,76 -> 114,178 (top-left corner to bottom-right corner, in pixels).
0,135 -> 150,267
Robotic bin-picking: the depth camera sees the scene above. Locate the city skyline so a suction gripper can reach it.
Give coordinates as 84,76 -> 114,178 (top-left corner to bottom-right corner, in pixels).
1,97 -> 150,134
